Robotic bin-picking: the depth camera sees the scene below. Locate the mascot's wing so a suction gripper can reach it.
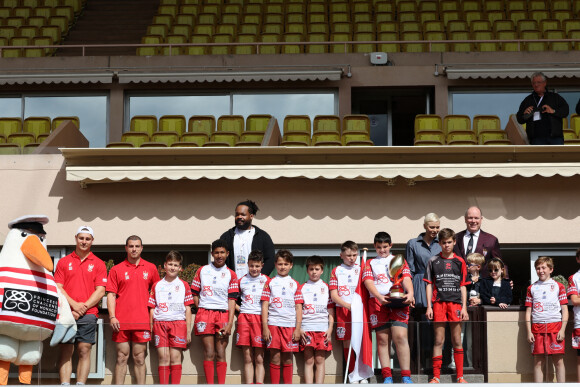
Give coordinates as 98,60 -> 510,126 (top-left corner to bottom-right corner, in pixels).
50,289 -> 78,347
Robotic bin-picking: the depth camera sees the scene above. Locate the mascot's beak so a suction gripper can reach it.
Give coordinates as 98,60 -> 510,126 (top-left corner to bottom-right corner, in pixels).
21,234 -> 53,272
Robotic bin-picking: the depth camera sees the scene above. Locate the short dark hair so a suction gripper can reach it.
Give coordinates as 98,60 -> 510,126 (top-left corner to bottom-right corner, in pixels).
248,250 -> 264,264
236,199 -> 259,215
576,248 -> 580,259
211,239 -> 229,252
275,249 -> 293,264
306,255 -> 324,269
126,235 -> 142,246
438,228 -> 456,241
374,232 -> 391,244
341,240 -> 358,252
487,257 -> 505,278
165,250 -> 183,265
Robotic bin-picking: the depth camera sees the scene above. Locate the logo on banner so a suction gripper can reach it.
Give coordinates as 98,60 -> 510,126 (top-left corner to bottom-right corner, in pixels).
2,288 -> 58,320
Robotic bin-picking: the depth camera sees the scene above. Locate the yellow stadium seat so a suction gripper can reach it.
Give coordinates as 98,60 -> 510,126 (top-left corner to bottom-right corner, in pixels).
479,132 -> 511,145
312,132 -> 342,146
13,7 -> 32,20
522,30 -> 546,51
281,33 -> 303,54
508,10 -> 527,25
464,11 -> 484,25
443,115 -> 471,134
151,131 -> 180,146
147,24 -> 168,39
332,22 -> 352,34
307,3 -> 325,14
210,34 -> 233,55
236,132 -> 264,146
353,32 -> 375,53
284,115 -> 311,136
193,24 -> 215,37
473,115 -> 502,135
545,30 -> 570,51
52,116 -> 79,130
424,21 -> 444,33
18,26 -> 40,40
246,115 -> 271,132
175,14 -> 195,26
563,19 -> 580,35
281,133 -> 310,147
353,12 -> 372,24
447,21 -> 468,33
398,1 -> 417,13
353,1 -> 372,14
23,117 -> 51,140
342,132 -> 373,146
309,23 -> 329,35
419,11 -> 438,24
27,16 -> 46,28
330,32 -> 352,53
263,23 -> 283,35
414,132 -> 445,146
22,143 -> 40,154
0,27 -> 17,40
260,33 -> 280,54
401,31 -> 425,53
539,19 -> 561,33
180,133 -> 208,147
419,1 -> 438,12
159,115 -> 186,136
398,11 -> 418,23
2,47 -> 22,58
307,12 -> 327,25
140,142 -> 168,148
242,13 -> 261,26
217,115 -> 244,137
121,132 -> 150,147
234,34 -> 257,54
286,23 -> 306,35
399,21 -> 421,33
486,11 -> 504,26
498,30 -> 519,51
163,35 -> 187,56
34,7 -> 52,19
10,37 -> 30,48
170,142 -> 199,148
414,114 -> 442,134
569,30 -> 580,50
442,10 -> 462,25
179,4 -> 199,16
440,0 -> 460,12
563,130 -> 577,141
0,118 -> 22,137
553,0 -> 571,11
187,34 -> 209,55
8,133 -> 36,148
306,33 -> 328,53
32,36 -> 55,56
313,116 -> 340,135
517,19 -> 539,34
137,35 -> 162,56
462,0 -> 481,12
570,114 -> 580,136
494,20 -> 514,33
6,17 -> 26,29
446,132 -> 477,145
506,1 -> 526,12
22,0 -> 41,8
529,10 -> 550,25
130,116 -> 157,136
425,31 -> 448,52
473,31 -> 498,51
188,115 -> 215,137
0,143 -> 21,155
376,12 -> 394,23
171,24 -> 192,37
205,132 -> 239,147
375,1 -> 393,13
471,20 -> 492,33
450,31 -> 473,52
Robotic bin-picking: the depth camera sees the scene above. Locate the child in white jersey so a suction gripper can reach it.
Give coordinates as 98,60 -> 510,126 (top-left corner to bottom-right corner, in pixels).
148,251 -> 194,385
364,232 -> 414,384
300,255 -> 335,384
329,240 -> 361,379
236,250 -> 269,384
191,240 -> 239,384
567,248 -> 580,383
525,256 -> 568,383
261,249 -> 303,384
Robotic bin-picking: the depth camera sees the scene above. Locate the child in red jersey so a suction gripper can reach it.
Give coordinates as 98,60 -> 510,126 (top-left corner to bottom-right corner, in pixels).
236,250 -> 269,384
364,232 -> 414,384
424,228 -> 470,384
329,241 -> 361,378
567,248 -> 580,383
261,249 -> 303,384
526,256 -> 568,383
148,251 -> 193,385
191,240 -> 239,384
300,255 -> 335,384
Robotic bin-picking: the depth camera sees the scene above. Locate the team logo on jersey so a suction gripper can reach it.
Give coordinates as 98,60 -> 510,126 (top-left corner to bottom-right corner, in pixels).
354,268 -> 359,275
446,263 -> 452,270
550,284 -> 555,291
202,286 -> 213,296
254,336 -> 264,344
143,331 -> 151,339
88,264 -> 94,272
456,309 -> 461,319
222,272 -> 226,278
159,302 -> 168,312
272,297 -> 283,308
143,272 -> 149,280
244,294 -> 254,304
321,287 -> 326,294
397,310 -> 408,320
304,304 -> 315,314
572,336 -> 580,348
175,285 -> 180,292
337,327 -> 346,338
287,341 -> 299,350
550,342 -> 563,351
289,282 -> 294,288
154,335 -> 160,346
68,262 -> 73,271
376,274 -> 390,284
260,278 -> 266,284
236,333 -> 240,344
173,336 -> 186,345
197,322 -> 207,332
338,285 -> 350,297
125,272 -> 130,280
304,335 -> 312,345
533,302 -> 544,312
370,314 -> 378,326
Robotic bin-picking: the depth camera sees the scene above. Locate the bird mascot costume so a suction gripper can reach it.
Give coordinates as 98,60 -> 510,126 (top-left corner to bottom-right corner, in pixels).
0,215 -> 76,385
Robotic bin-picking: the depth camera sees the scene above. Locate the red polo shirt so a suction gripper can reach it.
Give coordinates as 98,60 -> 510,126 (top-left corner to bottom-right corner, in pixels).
106,258 -> 160,331
54,252 -> 107,317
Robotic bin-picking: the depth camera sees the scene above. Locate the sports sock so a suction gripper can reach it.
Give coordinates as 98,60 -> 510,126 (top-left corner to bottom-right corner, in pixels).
453,348 -> 465,378
282,363 -> 293,384
432,355 -> 443,379
381,367 -> 392,378
401,370 -> 411,378
158,365 -> 170,384
170,365 -> 182,384
203,360 -> 214,384
270,364 -> 281,384
216,361 -> 227,384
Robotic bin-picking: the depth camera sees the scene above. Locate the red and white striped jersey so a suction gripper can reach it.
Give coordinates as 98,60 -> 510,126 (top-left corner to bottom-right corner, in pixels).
300,279 -> 333,332
526,278 -> 567,324
261,275 -> 303,328
191,263 -> 239,311
148,278 -> 194,321
238,273 -> 269,315
567,270 -> 580,329
0,266 -> 58,340
329,263 -> 361,306
363,255 -> 411,297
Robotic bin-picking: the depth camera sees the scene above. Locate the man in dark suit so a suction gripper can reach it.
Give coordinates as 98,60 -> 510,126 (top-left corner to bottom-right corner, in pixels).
454,206 -> 502,278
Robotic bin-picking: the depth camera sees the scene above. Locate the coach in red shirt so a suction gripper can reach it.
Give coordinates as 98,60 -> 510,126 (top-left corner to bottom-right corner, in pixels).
54,226 -> 107,386
106,235 -> 160,385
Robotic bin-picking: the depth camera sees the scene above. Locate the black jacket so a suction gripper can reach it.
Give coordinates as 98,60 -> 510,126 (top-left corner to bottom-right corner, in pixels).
220,225 -> 276,276
516,90 -> 569,139
479,277 -> 512,306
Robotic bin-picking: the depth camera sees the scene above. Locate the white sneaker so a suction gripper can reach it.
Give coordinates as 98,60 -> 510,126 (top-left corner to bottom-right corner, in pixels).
350,380 -> 359,384
360,379 -> 369,384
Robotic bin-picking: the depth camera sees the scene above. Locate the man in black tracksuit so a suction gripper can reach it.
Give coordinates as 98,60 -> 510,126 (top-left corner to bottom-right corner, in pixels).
220,200 -> 276,277
516,72 -> 569,145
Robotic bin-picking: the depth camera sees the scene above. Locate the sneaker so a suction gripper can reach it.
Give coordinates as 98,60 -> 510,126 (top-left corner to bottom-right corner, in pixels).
448,361 -> 456,370
428,377 -> 440,384
402,376 -> 413,384
360,379 -> 368,384
383,377 -> 393,384
457,377 -> 468,383
350,380 -> 359,384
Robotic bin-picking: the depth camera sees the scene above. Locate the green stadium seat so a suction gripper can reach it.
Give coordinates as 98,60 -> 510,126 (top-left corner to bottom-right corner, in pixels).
246,114 -> 271,132
234,34 -> 257,55
22,143 -> 40,154
284,115 -> 311,136
106,142 -> 134,148
414,132 -> 445,146
478,132 -> 510,145
313,115 -> 340,135
342,132 -> 373,146
0,118 -> 22,137
425,31 -> 448,52
217,115 -> 244,136
377,31 -> 399,53
306,33 -> 328,54
282,32 -> 303,54
545,30 -> 570,51
443,115 -> 471,134
121,132 -> 150,147
281,132 -> 310,146
263,23 -> 283,35
473,115 -> 502,135
236,132 -> 264,146
151,131 -> 180,146
401,31 -> 425,53
446,132 -> 478,145
187,34 -> 209,55
0,143 -> 21,155
171,142 -> 199,148
159,115 -> 186,135
353,32 -> 375,53
206,132 -> 239,147
23,117 -> 51,141
343,115 -> 370,135
498,30 -> 519,51
211,33 -> 233,55
130,116 -> 157,136
13,7 -> 33,20
52,116 -> 80,130
162,35 -> 187,56
414,114 -> 442,135
32,36 -> 54,56
140,142 -> 168,148
474,31 -> 498,51
8,133 -> 36,148
259,33 -> 280,54
138,35 -> 162,56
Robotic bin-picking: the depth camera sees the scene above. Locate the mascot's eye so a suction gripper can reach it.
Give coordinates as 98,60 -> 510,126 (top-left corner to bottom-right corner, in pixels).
21,232 -> 27,237
39,236 -> 44,242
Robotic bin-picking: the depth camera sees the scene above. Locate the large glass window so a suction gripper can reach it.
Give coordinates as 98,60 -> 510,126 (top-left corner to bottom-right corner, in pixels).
127,91 -> 337,133
0,97 -> 21,117
24,96 -> 108,148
